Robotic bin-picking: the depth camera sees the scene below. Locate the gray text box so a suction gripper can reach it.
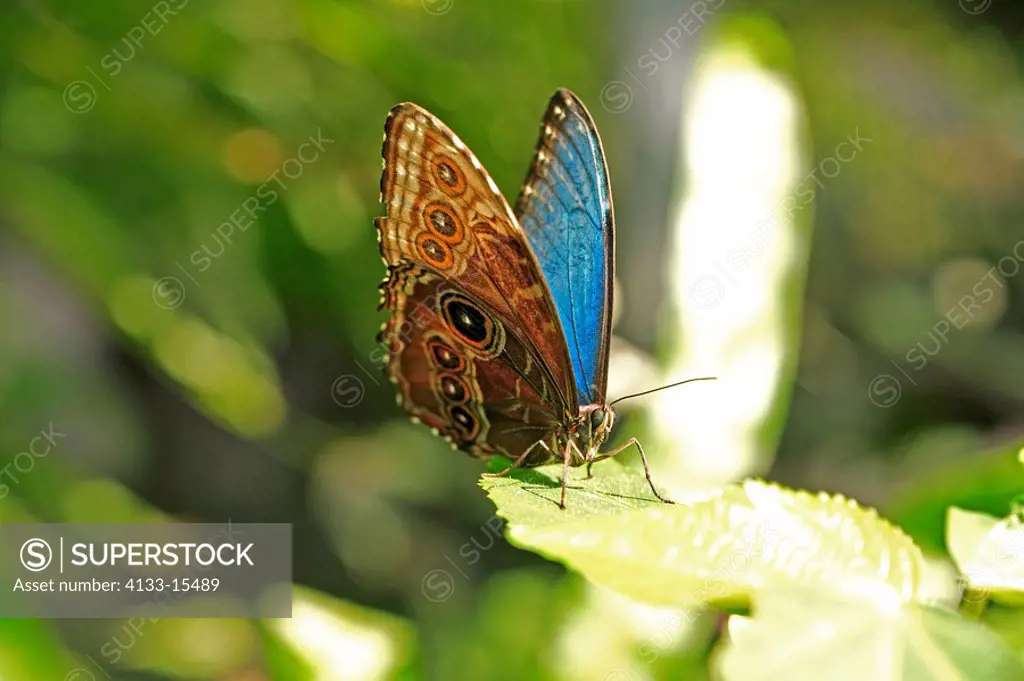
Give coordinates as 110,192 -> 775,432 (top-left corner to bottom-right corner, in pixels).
0,523 -> 291,618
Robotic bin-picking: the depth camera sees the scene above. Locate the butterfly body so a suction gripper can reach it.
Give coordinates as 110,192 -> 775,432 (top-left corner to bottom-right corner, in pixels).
376,89 -> 666,507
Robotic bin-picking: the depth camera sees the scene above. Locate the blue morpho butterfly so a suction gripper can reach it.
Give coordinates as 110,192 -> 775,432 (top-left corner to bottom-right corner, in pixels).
375,89 -> 710,508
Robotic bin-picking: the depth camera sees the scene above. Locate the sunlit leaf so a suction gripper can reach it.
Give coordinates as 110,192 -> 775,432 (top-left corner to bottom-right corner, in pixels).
482,464 -> 925,608
717,588 -> 1024,681
946,507 -> 1024,607
985,607 -> 1024,656
887,441 -> 1024,553
261,586 -> 415,681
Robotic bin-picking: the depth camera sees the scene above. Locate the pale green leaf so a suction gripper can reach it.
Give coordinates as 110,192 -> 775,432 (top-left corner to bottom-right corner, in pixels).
717,588 -> 1024,681
261,585 -> 415,681
886,440 -> 1024,553
482,464 -> 925,609
985,608 -> 1024,657
946,507 -> 1024,607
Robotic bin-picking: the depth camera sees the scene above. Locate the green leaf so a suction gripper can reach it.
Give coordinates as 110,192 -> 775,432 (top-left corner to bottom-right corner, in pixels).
261,585 -> 416,681
482,463 -> 926,609
717,588 -> 1024,681
985,607 -> 1024,656
482,456 -> 668,521
946,507 -> 1024,607
886,440 -> 1024,553
0,619 -> 82,681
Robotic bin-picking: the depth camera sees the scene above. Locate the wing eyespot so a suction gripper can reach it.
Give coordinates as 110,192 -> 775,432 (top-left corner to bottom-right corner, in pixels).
439,292 -> 505,358
426,336 -> 466,372
447,404 -> 480,439
422,201 -> 465,244
415,232 -> 454,269
438,373 -> 470,404
431,156 -> 467,196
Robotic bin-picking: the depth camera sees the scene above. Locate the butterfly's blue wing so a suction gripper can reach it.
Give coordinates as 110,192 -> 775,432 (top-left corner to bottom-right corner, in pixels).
514,89 -> 614,406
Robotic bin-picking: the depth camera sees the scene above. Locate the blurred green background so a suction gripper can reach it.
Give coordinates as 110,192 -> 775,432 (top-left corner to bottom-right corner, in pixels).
1,0 -> 1023,679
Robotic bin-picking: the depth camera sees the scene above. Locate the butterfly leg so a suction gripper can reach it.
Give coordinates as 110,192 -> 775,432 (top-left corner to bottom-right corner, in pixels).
481,438 -> 552,479
593,438 -> 676,504
560,440 -> 583,510
586,461 -> 595,479
556,439 -> 594,509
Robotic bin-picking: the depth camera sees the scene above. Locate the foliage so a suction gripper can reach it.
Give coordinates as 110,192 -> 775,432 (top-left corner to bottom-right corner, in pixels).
482,457 -> 1024,679
1,0 -> 1024,679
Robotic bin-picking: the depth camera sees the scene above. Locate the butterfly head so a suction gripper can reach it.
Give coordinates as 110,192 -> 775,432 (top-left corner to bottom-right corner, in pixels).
569,404 -> 616,464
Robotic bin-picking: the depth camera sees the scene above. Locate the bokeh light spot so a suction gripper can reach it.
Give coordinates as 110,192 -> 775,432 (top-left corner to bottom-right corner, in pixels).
223,127 -> 283,182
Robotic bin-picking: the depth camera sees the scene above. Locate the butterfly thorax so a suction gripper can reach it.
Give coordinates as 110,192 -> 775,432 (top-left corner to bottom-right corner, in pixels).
556,404 -> 616,466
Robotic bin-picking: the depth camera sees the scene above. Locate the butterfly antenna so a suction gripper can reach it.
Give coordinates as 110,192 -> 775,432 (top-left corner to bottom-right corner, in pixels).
609,377 -> 717,407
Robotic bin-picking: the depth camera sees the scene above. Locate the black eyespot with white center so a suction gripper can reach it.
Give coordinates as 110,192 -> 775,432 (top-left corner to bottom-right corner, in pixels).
448,404 -> 479,438
440,374 -> 468,403
438,292 -> 505,358
450,301 -> 486,343
427,337 -> 464,371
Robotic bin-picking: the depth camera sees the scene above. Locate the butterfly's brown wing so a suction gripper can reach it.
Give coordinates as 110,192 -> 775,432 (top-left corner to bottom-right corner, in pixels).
375,103 -> 577,460
379,260 -> 563,462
